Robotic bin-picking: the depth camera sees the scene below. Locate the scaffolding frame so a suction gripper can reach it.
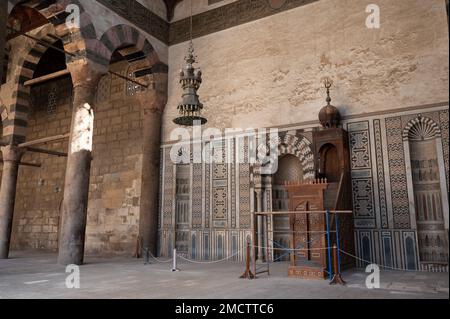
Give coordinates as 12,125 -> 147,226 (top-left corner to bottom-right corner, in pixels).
248,210 -> 352,281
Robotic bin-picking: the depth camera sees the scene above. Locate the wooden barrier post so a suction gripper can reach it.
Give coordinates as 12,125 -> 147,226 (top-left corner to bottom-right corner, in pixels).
330,244 -> 346,285
240,241 -> 255,279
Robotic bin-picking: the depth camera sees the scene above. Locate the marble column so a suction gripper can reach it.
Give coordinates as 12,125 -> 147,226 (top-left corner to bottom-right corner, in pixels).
57,61 -> 103,265
0,145 -> 24,258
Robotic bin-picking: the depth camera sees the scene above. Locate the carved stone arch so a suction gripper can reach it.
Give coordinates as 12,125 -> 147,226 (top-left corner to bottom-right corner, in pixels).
402,116 -> 442,141
277,130 -> 315,181
263,130 -> 315,262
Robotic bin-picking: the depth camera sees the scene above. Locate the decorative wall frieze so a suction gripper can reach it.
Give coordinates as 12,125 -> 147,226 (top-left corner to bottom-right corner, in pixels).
385,117 -> 411,229
348,121 -> 375,222
374,119 -> 389,229
96,0 -> 169,44
170,0 -> 318,45
96,0 -> 318,46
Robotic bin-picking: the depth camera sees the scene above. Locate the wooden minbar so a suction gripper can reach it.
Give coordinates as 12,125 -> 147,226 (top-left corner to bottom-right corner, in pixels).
285,179 -> 331,279
285,82 -> 355,280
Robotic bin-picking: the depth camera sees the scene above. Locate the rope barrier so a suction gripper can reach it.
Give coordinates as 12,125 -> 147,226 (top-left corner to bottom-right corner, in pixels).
177,250 -> 241,264
252,245 -> 333,252
146,250 -> 174,263
257,230 -> 331,234
269,235 -> 324,251
338,249 -> 443,273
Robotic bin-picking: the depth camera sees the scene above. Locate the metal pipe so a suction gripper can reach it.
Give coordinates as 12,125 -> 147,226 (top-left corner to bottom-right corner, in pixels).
25,147 -> 67,157
18,133 -> 70,148
109,70 -> 149,89
24,69 -> 71,87
0,160 -> 41,168
335,212 -> 342,273
6,26 -> 76,57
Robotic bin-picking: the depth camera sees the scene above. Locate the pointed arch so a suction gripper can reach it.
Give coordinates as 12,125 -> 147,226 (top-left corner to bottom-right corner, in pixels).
271,130 -> 315,181
1,31 -> 70,144
7,0 -> 97,47
402,115 -> 449,270
96,24 -> 167,72
2,0 -> 97,144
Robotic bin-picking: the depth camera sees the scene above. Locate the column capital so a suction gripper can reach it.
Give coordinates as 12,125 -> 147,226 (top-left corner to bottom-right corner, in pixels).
1,145 -> 25,162
137,89 -> 168,115
66,59 -> 107,89
254,187 -> 263,195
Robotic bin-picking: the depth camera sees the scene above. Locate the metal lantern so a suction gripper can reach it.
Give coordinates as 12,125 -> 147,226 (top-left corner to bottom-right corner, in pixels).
173,41 -> 207,126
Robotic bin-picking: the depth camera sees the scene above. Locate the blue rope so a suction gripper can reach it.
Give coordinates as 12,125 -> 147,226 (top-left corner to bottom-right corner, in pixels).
335,213 -> 342,274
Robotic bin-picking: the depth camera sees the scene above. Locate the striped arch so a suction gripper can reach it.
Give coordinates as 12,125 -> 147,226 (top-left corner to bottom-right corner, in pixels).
1,32 -> 65,144
8,0 -> 97,45
402,116 -> 442,141
96,24 -> 166,71
270,130 -> 315,181
2,0 -> 97,144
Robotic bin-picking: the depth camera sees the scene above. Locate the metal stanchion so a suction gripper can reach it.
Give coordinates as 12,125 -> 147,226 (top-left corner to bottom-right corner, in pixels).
144,247 -> 150,265
325,210 -> 333,280
172,248 -> 180,272
335,212 -> 343,274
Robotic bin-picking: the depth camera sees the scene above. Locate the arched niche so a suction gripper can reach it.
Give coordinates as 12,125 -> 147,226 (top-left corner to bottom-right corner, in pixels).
271,154 -> 303,261
318,143 -> 340,183
403,116 -> 449,268
174,164 -> 190,256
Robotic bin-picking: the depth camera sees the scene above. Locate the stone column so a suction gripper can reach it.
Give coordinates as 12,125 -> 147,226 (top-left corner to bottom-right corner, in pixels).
0,145 -> 24,258
137,87 -> 167,257
57,61 -> 103,266
0,0 -> 6,84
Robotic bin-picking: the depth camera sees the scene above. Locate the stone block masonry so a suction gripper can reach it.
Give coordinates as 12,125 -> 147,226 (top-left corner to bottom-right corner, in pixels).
5,60 -> 146,256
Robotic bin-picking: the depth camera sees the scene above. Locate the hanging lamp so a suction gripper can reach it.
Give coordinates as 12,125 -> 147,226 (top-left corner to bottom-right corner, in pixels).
173,0 -> 207,126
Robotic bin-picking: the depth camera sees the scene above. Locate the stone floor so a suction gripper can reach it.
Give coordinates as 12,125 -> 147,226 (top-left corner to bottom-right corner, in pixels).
0,250 -> 448,299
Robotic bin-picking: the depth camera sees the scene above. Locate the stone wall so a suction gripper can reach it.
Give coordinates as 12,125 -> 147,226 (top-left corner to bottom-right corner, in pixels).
7,60 -> 145,255
158,0 -> 449,269
163,0 -> 449,141
10,76 -> 72,251
159,105 -> 449,269
85,61 -> 144,255
136,0 -> 168,21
